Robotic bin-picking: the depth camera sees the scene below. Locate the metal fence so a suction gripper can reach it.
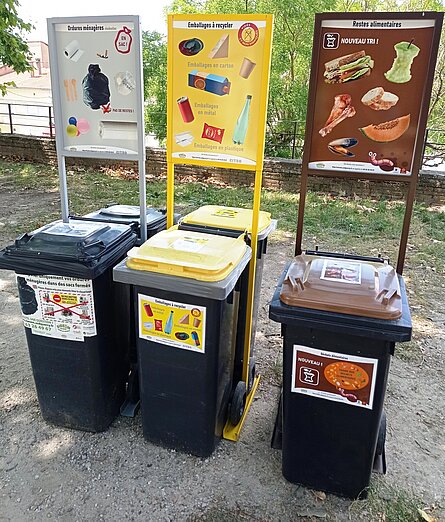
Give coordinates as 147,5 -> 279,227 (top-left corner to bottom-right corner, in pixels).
1,102 -> 444,166
0,102 -> 54,138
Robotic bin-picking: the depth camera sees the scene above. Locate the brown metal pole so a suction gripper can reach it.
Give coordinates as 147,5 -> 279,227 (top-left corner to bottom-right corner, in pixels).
396,179 -> 417,275
295,167 -> 308,256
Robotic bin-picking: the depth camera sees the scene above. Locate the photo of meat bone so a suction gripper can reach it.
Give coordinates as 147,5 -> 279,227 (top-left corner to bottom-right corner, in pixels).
361,87 -> 399,110
319,94 -> 356,137
324,50 -> 374,84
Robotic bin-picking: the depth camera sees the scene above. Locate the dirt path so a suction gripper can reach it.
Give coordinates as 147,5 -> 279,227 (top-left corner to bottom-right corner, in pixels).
0,184 -> 444,521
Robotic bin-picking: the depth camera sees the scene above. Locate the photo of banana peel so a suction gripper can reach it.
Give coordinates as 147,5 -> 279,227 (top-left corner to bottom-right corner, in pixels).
324,50 -> 374,84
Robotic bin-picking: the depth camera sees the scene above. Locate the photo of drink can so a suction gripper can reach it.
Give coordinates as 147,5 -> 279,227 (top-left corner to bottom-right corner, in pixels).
144,303 -> 154,317
191,331 -> 200,347
177,96 -> 194,123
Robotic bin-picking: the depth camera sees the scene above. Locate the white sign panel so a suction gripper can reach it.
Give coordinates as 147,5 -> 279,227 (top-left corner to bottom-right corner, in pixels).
48,16 -> 143,158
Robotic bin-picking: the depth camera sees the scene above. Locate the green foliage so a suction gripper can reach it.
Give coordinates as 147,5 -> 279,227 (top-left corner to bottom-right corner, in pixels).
142,0 -> 445,160
142,31 -> 168,142
0,0 -> 32,96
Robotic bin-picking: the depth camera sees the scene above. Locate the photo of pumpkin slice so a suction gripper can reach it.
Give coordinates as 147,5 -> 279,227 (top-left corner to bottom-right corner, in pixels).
360,114 -> 410,142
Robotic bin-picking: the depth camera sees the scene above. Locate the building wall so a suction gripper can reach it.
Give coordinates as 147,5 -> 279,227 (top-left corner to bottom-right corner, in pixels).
0,134 -> 444,204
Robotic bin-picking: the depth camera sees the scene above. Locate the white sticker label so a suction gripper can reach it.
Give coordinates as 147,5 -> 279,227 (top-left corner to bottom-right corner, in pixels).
16,274 -> 97,342
171,237 -> 209,253
291,345 -> 378,410
320,259 -> 362,285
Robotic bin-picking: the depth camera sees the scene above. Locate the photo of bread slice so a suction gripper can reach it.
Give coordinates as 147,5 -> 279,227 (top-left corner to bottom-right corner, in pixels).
361,87 -> 399,110
324,51 -> 374,84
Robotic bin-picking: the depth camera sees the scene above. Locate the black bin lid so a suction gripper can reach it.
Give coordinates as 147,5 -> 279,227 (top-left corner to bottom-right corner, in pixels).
0,218 -> 136,278
84,205 -> 166,228
10,219 -> 133,261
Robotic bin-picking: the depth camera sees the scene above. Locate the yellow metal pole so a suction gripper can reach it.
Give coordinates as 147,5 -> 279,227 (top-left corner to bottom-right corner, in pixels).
223,167 -> 262,441
242,167 -> 262,382
223,14 -> 273,441
167,162 -> 175,229
166,15 -> 174,229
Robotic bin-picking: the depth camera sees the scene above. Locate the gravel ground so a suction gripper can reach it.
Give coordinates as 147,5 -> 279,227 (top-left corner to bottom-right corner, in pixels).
0,184 -> 444,521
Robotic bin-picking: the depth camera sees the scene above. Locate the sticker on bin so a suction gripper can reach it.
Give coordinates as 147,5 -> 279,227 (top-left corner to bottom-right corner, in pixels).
291,345 -> 378,410
171,236 -> 209,253
16,274 -> 96,342
139,293 -> 206,353
320,260 -> 362,285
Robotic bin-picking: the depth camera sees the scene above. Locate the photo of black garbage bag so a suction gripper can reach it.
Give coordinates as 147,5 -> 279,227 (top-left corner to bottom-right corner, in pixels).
17,277 -> 38,315
82,64 -> 110,110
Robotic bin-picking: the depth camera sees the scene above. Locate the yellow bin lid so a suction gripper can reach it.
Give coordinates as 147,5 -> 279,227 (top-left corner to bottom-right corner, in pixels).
126,229 -> 248,282
180,205 -> 271,235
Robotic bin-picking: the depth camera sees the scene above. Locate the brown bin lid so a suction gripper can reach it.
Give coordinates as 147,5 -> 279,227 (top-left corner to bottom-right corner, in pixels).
280,254 -> 402,320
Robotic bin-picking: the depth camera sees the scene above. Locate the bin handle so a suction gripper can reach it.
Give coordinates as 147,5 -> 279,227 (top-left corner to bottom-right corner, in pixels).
79,240 -> 107,255
287,274 -> 304,292
376,266 -> 400,306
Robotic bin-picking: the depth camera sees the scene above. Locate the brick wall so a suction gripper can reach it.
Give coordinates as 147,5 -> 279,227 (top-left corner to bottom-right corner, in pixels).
1,134 -> 444,204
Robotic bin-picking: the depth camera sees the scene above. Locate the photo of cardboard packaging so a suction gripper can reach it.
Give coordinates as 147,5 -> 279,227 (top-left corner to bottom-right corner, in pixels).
239,57 -> 256,79
188,70 -> 231,96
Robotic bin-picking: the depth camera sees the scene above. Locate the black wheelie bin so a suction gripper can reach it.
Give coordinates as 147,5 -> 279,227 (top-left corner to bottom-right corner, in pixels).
0,219 -> 137,432
79,204 -> 174,416
269,252 -> 412,499
113,228 -> 251,456
178,205 -> 276,403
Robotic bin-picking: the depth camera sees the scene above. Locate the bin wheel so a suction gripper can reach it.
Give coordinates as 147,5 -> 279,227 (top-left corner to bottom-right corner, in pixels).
229,381 -> 246,426
375,411 -> 387,456
247,357 -> 256,393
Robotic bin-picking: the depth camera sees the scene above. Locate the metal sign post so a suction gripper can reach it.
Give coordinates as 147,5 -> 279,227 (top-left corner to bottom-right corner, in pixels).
296,11 -> 443,274
47,15 -> 147,240
167,14 -> 274,440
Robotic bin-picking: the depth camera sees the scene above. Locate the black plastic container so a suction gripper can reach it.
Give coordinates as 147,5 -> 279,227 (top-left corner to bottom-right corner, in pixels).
81,205 -> 168,244
0,219 -> 136,432
269,261 -> 412,499
113,229 -> 251,456
80,204 -> 181,415
178,206 -> 275,389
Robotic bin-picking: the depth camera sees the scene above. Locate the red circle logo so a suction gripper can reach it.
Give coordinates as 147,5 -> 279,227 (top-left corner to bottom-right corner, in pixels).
238,23 -> 259,47
53,294 -> 61,303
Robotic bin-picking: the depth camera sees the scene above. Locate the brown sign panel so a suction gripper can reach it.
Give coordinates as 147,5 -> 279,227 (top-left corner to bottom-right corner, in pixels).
302,12 -> 443,179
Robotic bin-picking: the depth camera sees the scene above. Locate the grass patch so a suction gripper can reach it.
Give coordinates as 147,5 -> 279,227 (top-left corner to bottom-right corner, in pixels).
395,339 -> 424,363
0,160 -> 59,191
187,507 -> 256,521
350,478 -> 424,522
1,158 -> 444,273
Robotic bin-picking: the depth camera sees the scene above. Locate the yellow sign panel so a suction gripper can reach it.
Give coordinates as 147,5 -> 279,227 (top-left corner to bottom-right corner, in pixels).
167,14 -> 273,170
139,294 -> 206,353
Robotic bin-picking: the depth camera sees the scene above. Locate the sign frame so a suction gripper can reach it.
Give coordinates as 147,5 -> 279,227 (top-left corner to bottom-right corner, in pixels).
166,13 -> 274,437
47,15 -> 148,239
166,14 -> 273,171
295,11 -> 443,274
